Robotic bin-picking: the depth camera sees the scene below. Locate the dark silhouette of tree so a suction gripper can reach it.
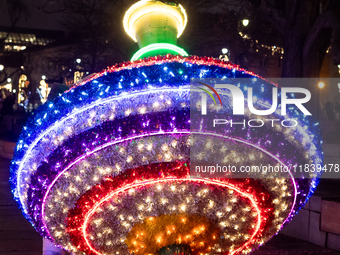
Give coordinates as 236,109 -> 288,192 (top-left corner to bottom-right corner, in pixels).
247,0 -> 340,77
33,0 -> 137,76
32,0 -> 340,79
0,0 -> 30,48
33,0 -> 283,78
0,0 -> 29,85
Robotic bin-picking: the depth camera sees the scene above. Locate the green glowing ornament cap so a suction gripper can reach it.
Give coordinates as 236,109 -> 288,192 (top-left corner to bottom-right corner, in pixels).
124,0 -> 188,61
131,43 -> 188,61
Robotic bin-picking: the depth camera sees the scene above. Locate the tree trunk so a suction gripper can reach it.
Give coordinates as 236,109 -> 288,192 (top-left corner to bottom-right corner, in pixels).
281,32 -> 305,77
258,0 -> 338,78
302,9 -> 340,77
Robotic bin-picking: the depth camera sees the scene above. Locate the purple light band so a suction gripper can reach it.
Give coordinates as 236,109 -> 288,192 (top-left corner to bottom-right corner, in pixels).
39,130 -> 298,241
17,87 -> 320,219
16,87 -> 187,215
27,107 -> 311,239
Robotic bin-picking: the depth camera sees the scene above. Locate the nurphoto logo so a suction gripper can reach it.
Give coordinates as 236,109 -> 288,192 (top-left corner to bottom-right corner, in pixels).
198,82 -> 312,128
199,82 -> 312,116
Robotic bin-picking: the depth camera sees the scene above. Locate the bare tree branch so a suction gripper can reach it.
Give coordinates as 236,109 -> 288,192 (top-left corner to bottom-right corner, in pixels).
260,0 -> 286,36
303,9 -> 340,67
0,68 -> 22,85
31,0 -> 67,14
0,0 -> 29,47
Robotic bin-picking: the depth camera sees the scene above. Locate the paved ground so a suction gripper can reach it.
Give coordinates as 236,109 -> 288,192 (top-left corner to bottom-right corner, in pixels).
253,235 -> 340,254
0,158 -> 41,255
1,157 -> 339,255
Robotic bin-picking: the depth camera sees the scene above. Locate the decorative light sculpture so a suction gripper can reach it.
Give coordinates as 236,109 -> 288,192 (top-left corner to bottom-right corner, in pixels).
11,1 -> 323,255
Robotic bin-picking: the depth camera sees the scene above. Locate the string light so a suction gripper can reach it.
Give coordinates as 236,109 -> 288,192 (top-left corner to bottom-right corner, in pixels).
65,162 -> 273,255
13,55 -> 322,221
10,53 -> 322,255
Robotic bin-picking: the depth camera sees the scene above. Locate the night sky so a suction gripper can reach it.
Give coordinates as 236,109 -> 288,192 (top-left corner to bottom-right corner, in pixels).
0,0 -> 63,31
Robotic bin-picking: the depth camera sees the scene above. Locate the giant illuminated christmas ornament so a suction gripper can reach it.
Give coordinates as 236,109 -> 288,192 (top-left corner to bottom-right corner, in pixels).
10,1 -> 323,255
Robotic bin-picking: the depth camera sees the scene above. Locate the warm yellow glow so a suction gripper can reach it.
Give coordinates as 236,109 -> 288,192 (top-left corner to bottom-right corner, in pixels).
126,214 -> 220,255
123,0 -> 187,42
18,74 -> 28,103
74,71 -> 84,83
39,79 -> 50,104
1,83 -> 12,92
19,74 -> 27,88
318,81 -> 325,89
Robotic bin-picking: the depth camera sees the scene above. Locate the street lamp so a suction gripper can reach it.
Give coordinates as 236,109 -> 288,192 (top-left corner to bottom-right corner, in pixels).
242,19 -> 249,27
42,75 -> 46,80
76,58 -> 82,64
0,65 -> 4,71
318,81 -> 325,89
221,48 -> 228,54
7,78 -> 11,83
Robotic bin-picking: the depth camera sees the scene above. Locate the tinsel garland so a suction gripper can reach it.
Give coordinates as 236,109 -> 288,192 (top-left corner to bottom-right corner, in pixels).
11,56 -> 322,219
69,55 -> 268,92
43,134 -> 294,253
26,108 -> 312,238
66,161 -> 275,255
18,84 -> 319,218
10,54 -> 323,255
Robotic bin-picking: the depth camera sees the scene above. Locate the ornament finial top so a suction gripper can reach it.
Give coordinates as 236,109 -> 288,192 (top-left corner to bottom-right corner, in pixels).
123,0 -> 187,47
124,0 -> 188,61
